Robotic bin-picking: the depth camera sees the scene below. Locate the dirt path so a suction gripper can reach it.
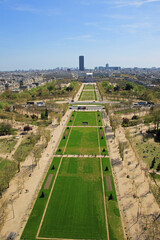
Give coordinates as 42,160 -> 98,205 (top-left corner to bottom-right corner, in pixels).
103,111 -> 160,240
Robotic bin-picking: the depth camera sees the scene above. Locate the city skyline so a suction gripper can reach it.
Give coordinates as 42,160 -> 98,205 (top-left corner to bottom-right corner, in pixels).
0,0 -> 160,71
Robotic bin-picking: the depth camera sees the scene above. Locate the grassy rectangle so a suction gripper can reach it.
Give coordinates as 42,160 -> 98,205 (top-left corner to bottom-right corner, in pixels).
38,157 -> 107,239
56,127 -> 71,154
21,157 -> 61,240
98,127 -> 108,155
65,127 -> 99,155
67,112 -> 76,126
83,85 -> 95,90
102,158 -> 124,240
73,111 -> 97,126
79,91 -> 97,101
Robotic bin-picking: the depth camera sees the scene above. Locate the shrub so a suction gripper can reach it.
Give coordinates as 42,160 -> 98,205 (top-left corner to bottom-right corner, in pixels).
51,165 -> 55,170
40,192 -> 45,198
108,193 -> 113,200
105,166 -> 108,171
24,125 -> 32,131
132,115 -> 138,120
122,118 -> 129,127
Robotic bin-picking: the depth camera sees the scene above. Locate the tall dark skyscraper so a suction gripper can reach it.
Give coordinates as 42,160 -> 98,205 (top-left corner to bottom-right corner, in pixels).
79,56 -> 84,71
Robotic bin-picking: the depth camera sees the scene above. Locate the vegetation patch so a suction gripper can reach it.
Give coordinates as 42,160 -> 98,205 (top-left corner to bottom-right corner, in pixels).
79,90 -> 97,101
13,133 -> 40,163
0,138 -> 17,153
102,158 -> 124,240
65,127 -> 99,155
0,158 -> 17,197
73,111 -> 100,126
0,122 -> 16,136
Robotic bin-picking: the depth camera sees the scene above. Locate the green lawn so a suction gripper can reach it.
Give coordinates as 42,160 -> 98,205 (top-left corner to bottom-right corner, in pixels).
21,157 -> 61,240
98,127 -> 108,155
56,127 -> 71,154
67,112 -> 76,126
39,157 -> 107,239
73,111 -> 99,126
102,158 -> 124,240
83,84 -> 95,90
21,109 -> 124,240
67,111 -> 103,126
79,91 -> 97,101
65,127 -> 99,155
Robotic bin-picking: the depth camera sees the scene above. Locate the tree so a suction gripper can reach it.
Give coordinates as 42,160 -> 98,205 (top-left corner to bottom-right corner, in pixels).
119,141 -> 128,161
152,109 -> 160,131
150,157 -> 156,169
33,146 -> 41,168
125,82 -> 134,91
156,163 -> 160,172
110,115 -> 119,137
0,122 -> 13,136
41,109 -> 48,120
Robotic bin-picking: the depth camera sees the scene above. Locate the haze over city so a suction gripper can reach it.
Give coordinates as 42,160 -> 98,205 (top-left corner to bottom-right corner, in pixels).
1,0 -> 160,70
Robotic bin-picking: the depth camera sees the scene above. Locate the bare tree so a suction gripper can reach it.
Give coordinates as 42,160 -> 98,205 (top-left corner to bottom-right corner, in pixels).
118,141 -> 128,161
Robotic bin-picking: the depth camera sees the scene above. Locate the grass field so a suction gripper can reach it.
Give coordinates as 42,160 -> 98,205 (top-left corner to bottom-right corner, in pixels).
83,84 -> 95,90
56,127 -> 71,154
98,127 -> 108,155
79,90 -> 97,101
39,157 -> 107,239
21,110 -> 124,240
21,157 -> 107,240
102,158 -> 124,240
72,111 -> 101,126
65,127 -> 99,155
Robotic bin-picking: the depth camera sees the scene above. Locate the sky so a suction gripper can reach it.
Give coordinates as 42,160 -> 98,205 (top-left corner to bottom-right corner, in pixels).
0,0 -> 160,70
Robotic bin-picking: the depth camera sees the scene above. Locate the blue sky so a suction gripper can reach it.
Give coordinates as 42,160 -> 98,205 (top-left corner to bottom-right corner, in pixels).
0,0 -> 160,70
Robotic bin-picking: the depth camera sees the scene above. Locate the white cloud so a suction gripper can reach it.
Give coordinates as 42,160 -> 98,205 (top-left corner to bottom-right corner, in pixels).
11,4 -> 61,16
103,14 -> 133,19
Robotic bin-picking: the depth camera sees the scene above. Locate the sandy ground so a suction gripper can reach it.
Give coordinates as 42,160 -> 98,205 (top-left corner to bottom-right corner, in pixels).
103,111 -> 160,240
0,109 -> 72,240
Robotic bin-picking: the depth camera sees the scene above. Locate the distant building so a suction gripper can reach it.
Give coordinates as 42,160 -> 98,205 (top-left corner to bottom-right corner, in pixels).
79,56 -> 84,71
